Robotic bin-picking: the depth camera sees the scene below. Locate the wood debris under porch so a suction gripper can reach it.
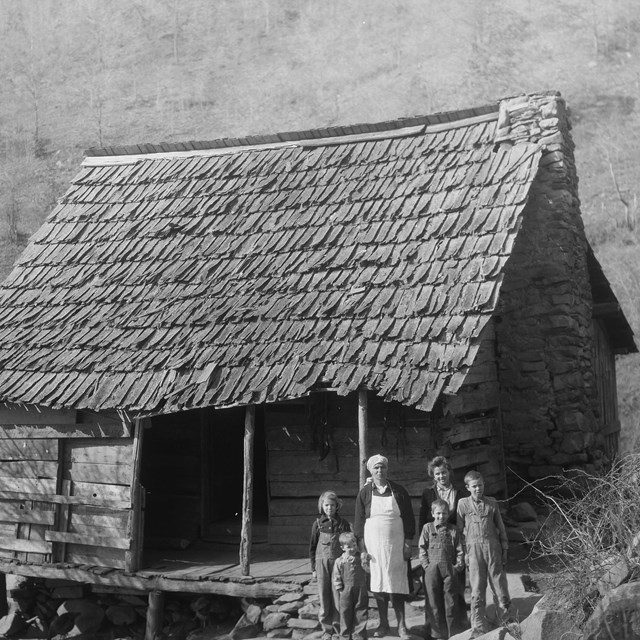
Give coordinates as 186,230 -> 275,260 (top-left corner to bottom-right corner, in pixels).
0,541 -> 310,599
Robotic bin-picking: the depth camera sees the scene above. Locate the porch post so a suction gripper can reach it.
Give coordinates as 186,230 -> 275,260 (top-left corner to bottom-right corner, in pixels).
240,404 -> 255,576
145,590 -> 164,640
127,417 -> 145,572
358,390 -> 368,488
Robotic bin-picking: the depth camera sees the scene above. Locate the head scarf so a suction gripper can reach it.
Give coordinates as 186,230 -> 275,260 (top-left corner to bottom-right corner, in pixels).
366,454 -> 388,473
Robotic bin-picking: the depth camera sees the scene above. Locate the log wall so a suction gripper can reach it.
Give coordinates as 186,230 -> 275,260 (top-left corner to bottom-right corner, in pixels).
592,319 -> 620,459
265,342 -> 504,554
0,404 -> 135,570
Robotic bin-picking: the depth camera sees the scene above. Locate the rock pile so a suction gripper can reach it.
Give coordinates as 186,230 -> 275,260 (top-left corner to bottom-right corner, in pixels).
0,575 -> 244,640
258,584 -> 321,639
503,501 -> 546,546
0,575 -> 334,640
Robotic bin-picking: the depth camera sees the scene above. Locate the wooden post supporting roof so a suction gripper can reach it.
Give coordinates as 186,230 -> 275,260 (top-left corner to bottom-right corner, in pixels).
127,417 -> 145,572
358,390 -> 368,488
240,405 -> 255,576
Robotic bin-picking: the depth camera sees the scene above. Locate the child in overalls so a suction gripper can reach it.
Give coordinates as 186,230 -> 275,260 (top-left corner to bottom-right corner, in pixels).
310,490 -> 352,640
419,499 -> 464,640
456,471 -> 510,639
333,532 -> 369,640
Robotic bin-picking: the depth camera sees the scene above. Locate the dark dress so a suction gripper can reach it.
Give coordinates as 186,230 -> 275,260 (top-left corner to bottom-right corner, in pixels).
418,482 -> 468,531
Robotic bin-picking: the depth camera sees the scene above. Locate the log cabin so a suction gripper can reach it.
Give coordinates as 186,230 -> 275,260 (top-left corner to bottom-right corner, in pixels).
0,91 -> 633,600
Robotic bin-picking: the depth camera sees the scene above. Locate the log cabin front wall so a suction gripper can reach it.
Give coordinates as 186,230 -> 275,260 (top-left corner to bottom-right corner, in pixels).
265,326 -> 504,553
0,336 -> 506,568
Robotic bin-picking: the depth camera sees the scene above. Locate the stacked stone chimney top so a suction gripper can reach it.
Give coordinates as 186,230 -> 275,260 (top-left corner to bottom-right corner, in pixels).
495,92 -> 570,147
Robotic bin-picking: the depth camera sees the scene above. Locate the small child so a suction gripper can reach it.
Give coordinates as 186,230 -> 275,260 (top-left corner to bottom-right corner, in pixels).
456,471 -> 510,639
332,532 -> 369,640
419,499 -> 464,640
310,490 -> 352,640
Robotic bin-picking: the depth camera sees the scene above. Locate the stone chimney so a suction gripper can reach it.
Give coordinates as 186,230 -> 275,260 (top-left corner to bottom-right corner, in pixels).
492,92 -> 601,488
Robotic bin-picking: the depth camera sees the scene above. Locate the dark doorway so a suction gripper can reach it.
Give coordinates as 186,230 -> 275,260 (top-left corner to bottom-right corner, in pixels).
140,406 -> 268,553
205,405 -> 268,541
141,408 -> 204,548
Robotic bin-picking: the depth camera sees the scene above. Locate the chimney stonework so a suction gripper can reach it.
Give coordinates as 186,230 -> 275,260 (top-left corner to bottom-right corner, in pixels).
493,93 -> 601,489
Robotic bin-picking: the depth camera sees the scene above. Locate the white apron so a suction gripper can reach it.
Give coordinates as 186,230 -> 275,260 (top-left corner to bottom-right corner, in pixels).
364,491 -> 409,594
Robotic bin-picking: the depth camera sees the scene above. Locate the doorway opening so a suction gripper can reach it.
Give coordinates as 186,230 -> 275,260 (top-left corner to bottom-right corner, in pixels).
139,406 -> 267,562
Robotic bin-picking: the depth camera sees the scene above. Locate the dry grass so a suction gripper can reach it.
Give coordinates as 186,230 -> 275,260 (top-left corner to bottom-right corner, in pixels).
527,454 -> 640,626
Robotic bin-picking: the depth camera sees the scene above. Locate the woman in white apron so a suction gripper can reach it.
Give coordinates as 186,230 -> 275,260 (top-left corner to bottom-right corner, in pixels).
354,455 -> 415,639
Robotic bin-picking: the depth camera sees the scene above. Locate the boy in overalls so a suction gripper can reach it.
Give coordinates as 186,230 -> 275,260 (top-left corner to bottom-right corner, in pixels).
310,490 -> 352,640
333,532 -> 369,640
456,471 -> 510,638
419,499 -> 464,639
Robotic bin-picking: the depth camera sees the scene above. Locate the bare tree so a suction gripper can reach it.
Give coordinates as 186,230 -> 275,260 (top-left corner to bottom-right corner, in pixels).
0,1 -> 58,157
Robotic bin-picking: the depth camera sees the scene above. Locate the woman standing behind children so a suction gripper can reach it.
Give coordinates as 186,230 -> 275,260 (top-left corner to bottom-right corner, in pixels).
419,499 -> 464,640
310,490 -> 352,640
457,471 -> 511,639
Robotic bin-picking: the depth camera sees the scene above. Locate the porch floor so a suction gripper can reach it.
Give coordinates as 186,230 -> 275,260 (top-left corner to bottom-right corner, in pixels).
141,539 -> 310,583
0,540 -> 311,599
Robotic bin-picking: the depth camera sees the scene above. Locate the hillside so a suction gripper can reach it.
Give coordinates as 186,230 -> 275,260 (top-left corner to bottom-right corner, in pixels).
0,0 -> 638,449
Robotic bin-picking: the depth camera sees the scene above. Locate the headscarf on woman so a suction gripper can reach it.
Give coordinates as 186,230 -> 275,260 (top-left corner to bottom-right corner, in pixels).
354,454 -> 414,639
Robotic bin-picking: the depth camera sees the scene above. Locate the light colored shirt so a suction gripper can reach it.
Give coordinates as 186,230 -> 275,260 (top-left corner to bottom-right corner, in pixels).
437,484 -> 456,513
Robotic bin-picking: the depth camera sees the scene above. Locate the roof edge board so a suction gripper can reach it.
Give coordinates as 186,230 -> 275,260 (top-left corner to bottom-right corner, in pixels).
82,124 -> 426,167
82,111 -> 499,168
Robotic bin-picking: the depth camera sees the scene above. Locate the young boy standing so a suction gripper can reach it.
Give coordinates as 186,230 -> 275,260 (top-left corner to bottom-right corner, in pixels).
419,499 -> 464,640
332,532 -> 369,640
456,471 -> 511,639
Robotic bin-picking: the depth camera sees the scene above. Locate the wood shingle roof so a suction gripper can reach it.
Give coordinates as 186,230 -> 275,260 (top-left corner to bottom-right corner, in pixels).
0,105 -> 544,414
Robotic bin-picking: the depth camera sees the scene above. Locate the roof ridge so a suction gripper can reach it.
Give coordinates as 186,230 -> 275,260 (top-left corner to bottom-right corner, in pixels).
84,102 -> 498,158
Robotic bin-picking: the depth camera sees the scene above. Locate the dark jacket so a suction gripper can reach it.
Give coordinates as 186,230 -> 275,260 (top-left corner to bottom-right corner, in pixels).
418,482 -> 469,531
354,479 -> 415,543
309,514 -> 351,571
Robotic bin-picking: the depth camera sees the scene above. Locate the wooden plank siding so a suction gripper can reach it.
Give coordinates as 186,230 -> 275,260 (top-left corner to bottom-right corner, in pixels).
61,438 -> 134,568
592,319 -> 620,459
0,404 -> 136,569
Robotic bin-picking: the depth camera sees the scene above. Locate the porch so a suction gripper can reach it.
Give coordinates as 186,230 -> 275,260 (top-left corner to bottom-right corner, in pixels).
0,539 -> 310,599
